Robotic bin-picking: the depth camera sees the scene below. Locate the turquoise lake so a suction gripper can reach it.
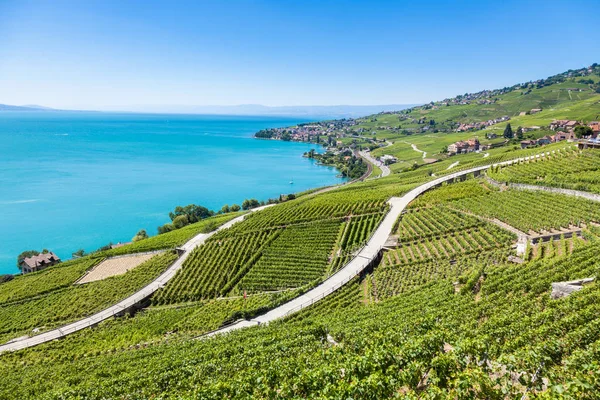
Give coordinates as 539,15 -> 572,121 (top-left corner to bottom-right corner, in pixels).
0,112 -> 345,275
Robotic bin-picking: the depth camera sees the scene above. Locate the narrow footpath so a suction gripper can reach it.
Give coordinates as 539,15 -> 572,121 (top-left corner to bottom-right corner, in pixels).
0,152 -> 559,352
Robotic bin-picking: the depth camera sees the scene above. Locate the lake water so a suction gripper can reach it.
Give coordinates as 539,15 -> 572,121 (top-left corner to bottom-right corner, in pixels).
0,112 -> 345,275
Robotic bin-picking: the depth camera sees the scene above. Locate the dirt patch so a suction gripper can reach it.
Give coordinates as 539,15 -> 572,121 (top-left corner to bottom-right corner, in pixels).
77,252 -> 162,284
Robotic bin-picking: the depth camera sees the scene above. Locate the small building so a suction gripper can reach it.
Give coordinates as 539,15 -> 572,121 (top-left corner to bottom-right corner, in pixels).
553,131 -> 576,142
530,108 -> 542,114
380,154 -> 398,165
588,122 -> 600,137
550,120 -> 580,131
486,133 -> 497,139
448,138 -> 479,155
520,140 -> 537,149
19,252 -> 61,274
537,136 -> 553,145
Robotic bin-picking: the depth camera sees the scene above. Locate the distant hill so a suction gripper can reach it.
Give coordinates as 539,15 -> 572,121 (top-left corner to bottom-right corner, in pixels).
102,104 -> 418,118
0,104 -> 55,111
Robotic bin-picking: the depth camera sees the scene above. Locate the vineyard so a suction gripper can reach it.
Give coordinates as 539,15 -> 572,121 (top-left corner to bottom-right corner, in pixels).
2,235 -> 600,398
153,229 -> 282,303
396,205 -> 484,241
374,251 -> 507,298
0,252 -> 176,343
384,224 -> 515,266
237,220 -> 343,292
328,212 -> 386,274
452,189 -> 600,234
0,256 -> 102,305
102,213 -> 241,257
489,149 -> 600,193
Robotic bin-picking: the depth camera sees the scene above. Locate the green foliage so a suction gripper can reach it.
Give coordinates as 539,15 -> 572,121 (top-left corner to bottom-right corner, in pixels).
453,189 -> 600,233
131,229 -> 148,242
0,252 -> 177,341
503,123 -> 514,139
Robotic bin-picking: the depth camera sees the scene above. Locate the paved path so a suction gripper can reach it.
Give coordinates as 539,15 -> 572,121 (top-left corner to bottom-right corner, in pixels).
0,207 -> 272,353
0,152 -> 556,352
205,154 -> 556,337
359,150 -> 391,177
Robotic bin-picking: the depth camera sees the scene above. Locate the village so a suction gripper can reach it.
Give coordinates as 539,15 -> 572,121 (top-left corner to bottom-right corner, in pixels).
447,119 -> 600,155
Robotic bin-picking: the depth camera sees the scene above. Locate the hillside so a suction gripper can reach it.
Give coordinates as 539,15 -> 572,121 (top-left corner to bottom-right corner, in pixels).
1,65 -> 600,399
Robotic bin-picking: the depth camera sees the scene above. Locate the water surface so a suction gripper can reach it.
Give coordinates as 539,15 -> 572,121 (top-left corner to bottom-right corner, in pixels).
0,112 -> 344,274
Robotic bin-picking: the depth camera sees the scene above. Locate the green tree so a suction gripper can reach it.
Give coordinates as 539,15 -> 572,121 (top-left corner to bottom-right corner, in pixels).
242,199 -> 260,210
503,123 -> 514,139
230,204 -> 241,212
172,215 -> 190,229
516,126 -> 524,140
220,204 -> 230,214
72,249 -> 85,258
574,125 -> 593,138
16,250 -> 40,270
132,229 -> 149,242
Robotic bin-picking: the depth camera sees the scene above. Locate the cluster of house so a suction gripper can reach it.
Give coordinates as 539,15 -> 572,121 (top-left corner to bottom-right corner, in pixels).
520,120 -> 599,149
447,138 -> 489,155
456,116 -> 510,132
19,252 -> 61,274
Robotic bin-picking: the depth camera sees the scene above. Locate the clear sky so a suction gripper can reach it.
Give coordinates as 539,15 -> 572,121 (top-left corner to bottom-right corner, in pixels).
0,0 -> 598,110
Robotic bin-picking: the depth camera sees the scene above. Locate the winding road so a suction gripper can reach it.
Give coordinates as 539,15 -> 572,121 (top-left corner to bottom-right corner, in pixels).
0,152 -> 558,352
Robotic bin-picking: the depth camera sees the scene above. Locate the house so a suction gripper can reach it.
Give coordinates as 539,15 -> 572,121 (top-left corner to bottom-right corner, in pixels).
553,131 -> 576,142
550,120 -> 580,131
537,136 -> 553,145
520,140 -> 537,149
519,111 -> 527,117
588,122 -> 600,137
530,108 -> 542,114
380,154 -> 398,165
19,252 -> 61,274
486,133 -> 498,139
448,138 -> 479,155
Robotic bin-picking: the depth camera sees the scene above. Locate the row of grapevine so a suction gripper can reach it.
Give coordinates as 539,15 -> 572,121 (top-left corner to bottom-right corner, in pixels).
396,205 -> 483,240
236,220 -> 343,292
153,229 -> 281,304
0,256 -> 102,306
489,148 -> 600,193
0,252 -> 177,343
453,189 -> 600,233
383,224 -> 515,267
328,212 -> 386,274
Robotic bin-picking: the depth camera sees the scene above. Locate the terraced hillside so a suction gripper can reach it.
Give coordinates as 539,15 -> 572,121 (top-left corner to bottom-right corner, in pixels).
1,66 -> 600,399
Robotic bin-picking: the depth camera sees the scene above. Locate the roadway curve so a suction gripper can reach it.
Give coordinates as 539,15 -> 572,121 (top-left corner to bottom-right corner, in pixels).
205,153 -> 556,337
0,152 -> 554,352
0,206 -> 273,353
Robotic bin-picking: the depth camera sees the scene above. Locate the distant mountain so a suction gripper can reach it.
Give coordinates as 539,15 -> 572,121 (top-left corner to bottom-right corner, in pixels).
102,104 -> 418,118
0,104 -> 55,111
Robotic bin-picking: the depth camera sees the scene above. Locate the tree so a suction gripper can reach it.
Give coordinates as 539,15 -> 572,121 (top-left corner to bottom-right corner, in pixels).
16,250 -> 40,269
220,204 -> 230,214
242,199 -> 260,210
132,229 -> 148,242
230,204 -> 241,212
503,123 -> 514,139
574,125 -> 593,138
172,215 -> 190,229
72,249 -> 85,258
157,224 -> 174,234
169,204 -> 213,223
516,126 -> 524,140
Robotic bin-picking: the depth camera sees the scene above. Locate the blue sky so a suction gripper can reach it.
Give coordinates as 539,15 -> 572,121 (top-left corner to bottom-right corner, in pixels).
0,0 -> 598,109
